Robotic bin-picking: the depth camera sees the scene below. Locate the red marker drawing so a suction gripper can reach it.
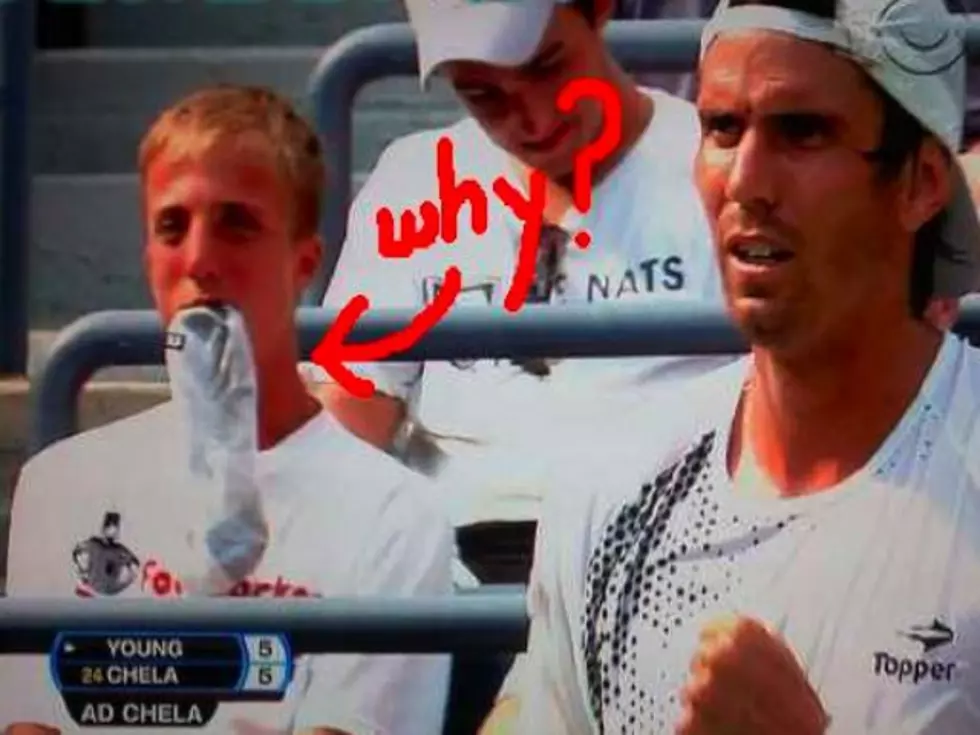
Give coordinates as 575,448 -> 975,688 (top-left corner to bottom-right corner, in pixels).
311,267 -> 462,398
556,77 -> 623,249
493,170 -> 547,312
313,77 -> 623,397
376,136 -> 489,257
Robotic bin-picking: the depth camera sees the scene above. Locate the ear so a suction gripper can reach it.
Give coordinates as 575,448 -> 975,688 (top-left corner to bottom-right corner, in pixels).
292,234 -> 323,296
901,139 -> 952,234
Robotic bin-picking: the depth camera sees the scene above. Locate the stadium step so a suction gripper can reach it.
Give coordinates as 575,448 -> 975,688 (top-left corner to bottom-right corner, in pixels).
32,47 -> 463,176
77,0 -> 407,49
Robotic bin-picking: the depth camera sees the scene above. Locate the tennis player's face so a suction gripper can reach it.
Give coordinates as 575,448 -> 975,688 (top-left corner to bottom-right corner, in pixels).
444,5 -> 613,181
695,32 -> 936,358
143,138 -> 319,367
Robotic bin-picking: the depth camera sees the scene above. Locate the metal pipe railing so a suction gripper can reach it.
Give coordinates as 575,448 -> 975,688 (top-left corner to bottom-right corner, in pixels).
29,301 -> 752,454
0,595 -> 529,655
29,299 -> 980,455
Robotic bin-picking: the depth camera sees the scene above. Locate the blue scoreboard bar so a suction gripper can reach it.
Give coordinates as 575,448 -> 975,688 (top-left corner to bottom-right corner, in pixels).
50,631 -> 292,727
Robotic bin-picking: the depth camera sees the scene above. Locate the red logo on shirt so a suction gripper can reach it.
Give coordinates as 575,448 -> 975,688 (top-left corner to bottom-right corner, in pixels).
74,558 -> 320,598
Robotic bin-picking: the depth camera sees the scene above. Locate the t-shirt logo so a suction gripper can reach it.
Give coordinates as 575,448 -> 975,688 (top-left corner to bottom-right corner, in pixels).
71,512 -> 140,596
900,618 -> 955,654
872,618 -> 959,686
876,0 -> 968,76
422,274 -> 500,307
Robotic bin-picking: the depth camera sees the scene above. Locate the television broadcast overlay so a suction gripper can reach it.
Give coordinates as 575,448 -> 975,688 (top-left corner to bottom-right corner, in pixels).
49,631 -> 293,727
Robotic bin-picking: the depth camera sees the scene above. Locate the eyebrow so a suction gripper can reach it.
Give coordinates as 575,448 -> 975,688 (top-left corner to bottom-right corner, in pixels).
152,200 -> 267,217
698,103 -> 844,120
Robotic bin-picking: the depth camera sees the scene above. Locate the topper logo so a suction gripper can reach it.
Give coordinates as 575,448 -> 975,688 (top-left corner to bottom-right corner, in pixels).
312,77 -> 623,398
878,0 -> 967,75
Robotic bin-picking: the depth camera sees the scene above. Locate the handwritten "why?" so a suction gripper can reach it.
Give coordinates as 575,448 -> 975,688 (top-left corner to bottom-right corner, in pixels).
312,77 -> 623,397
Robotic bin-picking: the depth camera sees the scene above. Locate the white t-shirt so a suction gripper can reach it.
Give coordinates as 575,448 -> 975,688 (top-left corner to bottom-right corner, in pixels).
515,332 -> 980,734
322,87 -> 733,527
1,403 -> 454,735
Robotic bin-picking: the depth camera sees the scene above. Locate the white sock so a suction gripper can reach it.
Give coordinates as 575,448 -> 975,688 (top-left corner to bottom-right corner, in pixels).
165,304 -> 269,595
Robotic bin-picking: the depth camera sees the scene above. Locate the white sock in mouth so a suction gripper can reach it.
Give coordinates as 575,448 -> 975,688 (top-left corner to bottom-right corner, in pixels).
165,304 -> 269,595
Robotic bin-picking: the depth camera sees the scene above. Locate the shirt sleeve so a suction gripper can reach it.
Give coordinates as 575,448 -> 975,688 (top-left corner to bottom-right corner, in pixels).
0,455 -> 76,729
321,136 -> 433,406
291,478 -> 455,734
511,485 -> 598,735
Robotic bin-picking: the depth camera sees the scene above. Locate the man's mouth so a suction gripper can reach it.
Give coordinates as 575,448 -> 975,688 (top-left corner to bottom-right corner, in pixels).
729,239 -> 794,267
524,122 -> 572,153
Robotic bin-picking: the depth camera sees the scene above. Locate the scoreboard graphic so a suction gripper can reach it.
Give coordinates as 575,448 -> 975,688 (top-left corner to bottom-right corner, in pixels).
49,631 -> 293,727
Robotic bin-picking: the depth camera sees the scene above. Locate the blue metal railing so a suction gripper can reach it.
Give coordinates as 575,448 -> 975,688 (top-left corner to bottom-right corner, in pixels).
0,595 -> 529,655
30,301 -> 750,455
29,299 -> 980,456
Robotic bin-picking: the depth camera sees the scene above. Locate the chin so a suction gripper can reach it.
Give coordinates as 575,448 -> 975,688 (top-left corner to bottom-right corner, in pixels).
732,298 -> 796,349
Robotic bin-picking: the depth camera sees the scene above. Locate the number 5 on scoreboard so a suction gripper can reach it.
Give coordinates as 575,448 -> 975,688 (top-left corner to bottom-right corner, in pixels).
243,663 -> 287,693
244,634 -> 287,664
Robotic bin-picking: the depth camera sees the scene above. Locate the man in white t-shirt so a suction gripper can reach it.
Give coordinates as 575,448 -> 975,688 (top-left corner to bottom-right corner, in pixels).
514,0 -> 980,732
2,85 -> 453,735
318,0 -> 733,545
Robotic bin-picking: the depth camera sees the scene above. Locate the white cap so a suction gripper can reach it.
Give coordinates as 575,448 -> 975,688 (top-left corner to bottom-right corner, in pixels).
702,0 -> 980,298
404,0 -> 573,87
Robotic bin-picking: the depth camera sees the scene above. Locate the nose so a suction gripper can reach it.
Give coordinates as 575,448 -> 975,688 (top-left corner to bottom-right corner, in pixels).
183,216 -> 222,285
724,125 -> 780,218
514,88 -> 557,140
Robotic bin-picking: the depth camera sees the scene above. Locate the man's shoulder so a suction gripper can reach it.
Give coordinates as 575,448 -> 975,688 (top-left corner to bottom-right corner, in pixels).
635,85 -> 703,165
298,410 -> 449,525
10,402 -> 180,551
538,360 -> 747,575
944,336 -> 980,478
958,335 -> 980,377
20,401 -> 178,483
369,116 -> 489,182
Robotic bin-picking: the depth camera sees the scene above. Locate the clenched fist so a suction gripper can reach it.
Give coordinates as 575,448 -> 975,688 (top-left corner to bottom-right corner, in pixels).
675,615 -> 830,735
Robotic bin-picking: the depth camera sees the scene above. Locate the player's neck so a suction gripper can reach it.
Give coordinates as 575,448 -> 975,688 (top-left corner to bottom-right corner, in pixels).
254,349 -> 321,452
732,312 -> 943,497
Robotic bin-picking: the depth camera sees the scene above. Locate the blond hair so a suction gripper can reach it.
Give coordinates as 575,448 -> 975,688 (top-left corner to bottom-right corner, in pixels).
139,84 -> 325,239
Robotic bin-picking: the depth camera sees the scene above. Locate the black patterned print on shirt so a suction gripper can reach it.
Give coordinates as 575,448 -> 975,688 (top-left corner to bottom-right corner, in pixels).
581,430 -> 715,732
581,429 -> 798,733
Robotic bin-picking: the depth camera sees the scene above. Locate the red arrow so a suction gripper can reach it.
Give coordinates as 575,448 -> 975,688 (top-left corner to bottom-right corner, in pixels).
311,266 -> 462,398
